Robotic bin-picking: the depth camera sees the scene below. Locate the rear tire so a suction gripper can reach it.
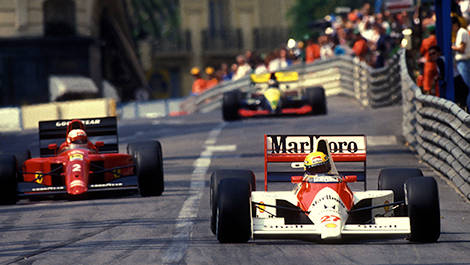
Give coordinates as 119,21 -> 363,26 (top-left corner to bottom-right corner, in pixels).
128,141 -> 164,196
306,86 -> 327,115
222,91 -> 240,121
378,168 -> 423,216
14,150 -> 31,182
0,155 -> 17,205
406,177 -> 440,242
216,178 -> 252,243
210,169 -> 255,234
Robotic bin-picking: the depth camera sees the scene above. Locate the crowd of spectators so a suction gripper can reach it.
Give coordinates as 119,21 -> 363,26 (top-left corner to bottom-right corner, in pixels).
417,0 -> 470,112
190,3 -> 410,96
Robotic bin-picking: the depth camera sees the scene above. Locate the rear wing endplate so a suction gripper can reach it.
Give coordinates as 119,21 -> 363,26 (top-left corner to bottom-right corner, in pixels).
38,117 -> 118,157
264,134 -> 367,191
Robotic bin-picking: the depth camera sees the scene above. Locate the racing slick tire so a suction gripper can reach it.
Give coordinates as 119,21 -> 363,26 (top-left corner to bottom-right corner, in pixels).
306,86 -> 327,115
222,91 -> 240,121
216,178 -> 252,243
0,155 -> 18,205
128,141 -> 164,196
14,149 -> 31,181
405,177 -> 440,242
378,168 -> 423,216
210,169 -> 256,235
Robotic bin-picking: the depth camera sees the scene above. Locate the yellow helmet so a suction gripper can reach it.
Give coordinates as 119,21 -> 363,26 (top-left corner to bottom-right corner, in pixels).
190,67 -> 200,75
205,66 -> 215,75
304,151 -> 331,174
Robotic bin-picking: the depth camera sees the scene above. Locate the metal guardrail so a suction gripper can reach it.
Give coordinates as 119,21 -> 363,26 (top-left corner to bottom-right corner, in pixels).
400,49 -> 470,201
180,54 -> 402,113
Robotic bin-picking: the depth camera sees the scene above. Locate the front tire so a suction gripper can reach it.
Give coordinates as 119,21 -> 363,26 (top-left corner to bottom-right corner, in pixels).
306,86 -> 327,115
222,91 -> 240,121
14,150 -> 31,182
210,169 -> 255,234
406,177 -> 440,242
216,178 -> 252,243
128,141 -> 164,196
378,168 -> 423,216
0,155 -> 17,205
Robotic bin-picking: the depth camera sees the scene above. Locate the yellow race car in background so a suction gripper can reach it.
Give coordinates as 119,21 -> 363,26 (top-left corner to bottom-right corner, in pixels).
222,71 -> 327,121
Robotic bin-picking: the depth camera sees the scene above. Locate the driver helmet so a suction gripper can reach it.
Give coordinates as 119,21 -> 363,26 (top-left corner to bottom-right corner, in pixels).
304,151 -> 331,175
67,129 -> 88,144
268,73 -> 279,88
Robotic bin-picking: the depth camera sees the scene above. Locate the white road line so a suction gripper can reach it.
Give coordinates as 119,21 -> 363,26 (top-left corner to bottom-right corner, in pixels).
367,135 -> 397,146
162,123 -> 227,264
206,145 -> 237,152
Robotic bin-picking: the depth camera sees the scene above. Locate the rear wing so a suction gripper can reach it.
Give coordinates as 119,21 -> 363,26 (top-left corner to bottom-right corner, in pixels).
38,117 -> 119,157
250,71 -> 299,84
264,134 -> 367,191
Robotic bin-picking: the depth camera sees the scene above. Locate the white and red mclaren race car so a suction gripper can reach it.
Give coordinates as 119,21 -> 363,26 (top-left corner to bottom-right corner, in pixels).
210,135 -> 440,243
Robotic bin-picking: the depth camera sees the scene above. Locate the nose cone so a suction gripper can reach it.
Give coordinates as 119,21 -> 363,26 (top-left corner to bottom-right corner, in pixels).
68,179 -> 88,195
264,88 -> 281,110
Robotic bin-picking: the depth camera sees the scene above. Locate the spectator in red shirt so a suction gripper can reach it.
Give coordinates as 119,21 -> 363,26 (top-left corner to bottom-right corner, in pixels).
420,27 -> 438,95
190,67 -> 207,95
352,29 -> 368,61
305,36 -> 321,63
205,66 -> 219,89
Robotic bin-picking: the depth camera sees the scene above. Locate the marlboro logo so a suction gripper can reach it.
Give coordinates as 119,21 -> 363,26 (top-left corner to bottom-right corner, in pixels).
267,135 -> 365,154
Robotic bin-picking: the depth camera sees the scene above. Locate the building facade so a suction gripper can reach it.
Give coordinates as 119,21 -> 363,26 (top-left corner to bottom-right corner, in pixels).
142,0 -> 295,97
0,0 -> 145,106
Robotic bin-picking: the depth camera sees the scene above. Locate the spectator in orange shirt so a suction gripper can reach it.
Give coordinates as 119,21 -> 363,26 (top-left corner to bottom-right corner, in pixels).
352,29 -> 369,62
420,27 -> 438,95
305,36 -> 321,63
190,67 -> 207,95
205,66 -> 219,89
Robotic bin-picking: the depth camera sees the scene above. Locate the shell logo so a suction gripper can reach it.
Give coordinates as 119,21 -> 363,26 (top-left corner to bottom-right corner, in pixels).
325,223 -> 337,228
384,200 -> 390,212
258,202 -> 266,213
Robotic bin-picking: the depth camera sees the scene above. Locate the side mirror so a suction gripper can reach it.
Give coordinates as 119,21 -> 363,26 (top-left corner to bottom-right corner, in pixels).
343,175 -> 357,183
48,144 -> 57,155
48,144 -> 57,150
95,141 -> 105,148
291,176 -> 303,183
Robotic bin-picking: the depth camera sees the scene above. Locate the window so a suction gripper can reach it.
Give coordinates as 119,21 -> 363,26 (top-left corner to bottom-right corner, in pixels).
43,0 -> 76,36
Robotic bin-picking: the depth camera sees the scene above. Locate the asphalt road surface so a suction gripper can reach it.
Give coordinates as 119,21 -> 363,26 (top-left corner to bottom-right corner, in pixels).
0,96 -> 469,265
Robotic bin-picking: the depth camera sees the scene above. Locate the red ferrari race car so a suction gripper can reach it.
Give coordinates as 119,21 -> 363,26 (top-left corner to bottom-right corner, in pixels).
0,117 -> 164,204
222,71 -> 327,121
210,134 -> 440,243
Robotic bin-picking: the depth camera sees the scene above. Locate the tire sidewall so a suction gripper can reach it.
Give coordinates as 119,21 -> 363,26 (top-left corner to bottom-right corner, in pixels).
215,178 -> 252,243
405,177 -> 440,242
306,86 -> 326,115
210,169 -> 255,235
0,155 -> 18,204
128,141 -> 164,196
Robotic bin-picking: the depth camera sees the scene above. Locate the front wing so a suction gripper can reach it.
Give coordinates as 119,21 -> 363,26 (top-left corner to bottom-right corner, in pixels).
252,217 -> 411,239
17,175 -> 138,197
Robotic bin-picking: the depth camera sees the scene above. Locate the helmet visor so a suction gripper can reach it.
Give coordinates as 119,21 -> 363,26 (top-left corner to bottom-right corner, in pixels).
305,162 -> 331,174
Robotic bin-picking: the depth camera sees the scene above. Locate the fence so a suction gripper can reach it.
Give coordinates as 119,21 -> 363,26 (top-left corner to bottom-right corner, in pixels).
400,49 -> 470,200
180,53 -> 402,113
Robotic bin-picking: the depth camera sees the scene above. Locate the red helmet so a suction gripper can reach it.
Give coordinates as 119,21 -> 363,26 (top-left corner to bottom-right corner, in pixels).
67,129 -> 88,144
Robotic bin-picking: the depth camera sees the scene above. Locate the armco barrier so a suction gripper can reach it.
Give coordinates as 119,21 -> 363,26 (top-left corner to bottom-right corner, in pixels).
180,54 -> 401,114
0,107 -> 22,132
118,98 -> 185,119
0,98 -> 184,132
21,98 -> 116,130
400,49 -> 470,200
